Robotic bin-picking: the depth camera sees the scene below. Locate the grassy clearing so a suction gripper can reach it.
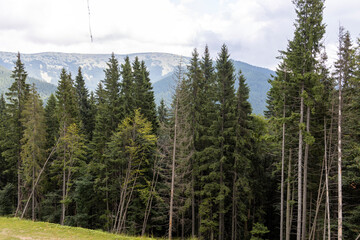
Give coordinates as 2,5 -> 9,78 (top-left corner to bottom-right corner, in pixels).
0,217 -> 156,240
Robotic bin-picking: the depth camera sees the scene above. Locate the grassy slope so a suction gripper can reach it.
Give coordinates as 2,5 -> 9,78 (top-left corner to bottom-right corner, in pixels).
0,217 -> 156,240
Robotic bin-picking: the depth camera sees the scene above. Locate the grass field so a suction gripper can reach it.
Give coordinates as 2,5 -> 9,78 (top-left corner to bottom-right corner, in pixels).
0,217 -> 156,240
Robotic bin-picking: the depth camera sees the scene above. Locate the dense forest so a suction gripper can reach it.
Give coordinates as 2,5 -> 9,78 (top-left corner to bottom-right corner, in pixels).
0,0 -> 359,239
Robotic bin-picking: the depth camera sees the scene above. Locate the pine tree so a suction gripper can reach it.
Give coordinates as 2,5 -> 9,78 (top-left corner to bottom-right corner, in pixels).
232,71 -> 252,240
20,84 -> 46,220
44,94 -> 58,151
198,45 -> 218,239
103,53 -> 122,131
157,99 -> 168,124
106,109 -> 156,234
89,82 -> 111,229
3,52 -> 30,216
0,94 -> 8,188
121,56 -> 135,116
75,67 -> 93,141
55,68 -> 80,225
214,44 -> 236,240
140,60 -> 158,131
282,1 -> 325,239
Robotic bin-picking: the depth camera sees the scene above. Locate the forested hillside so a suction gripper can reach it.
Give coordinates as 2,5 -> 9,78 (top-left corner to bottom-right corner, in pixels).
0,65 -> 56,101
0,0 -> 359,240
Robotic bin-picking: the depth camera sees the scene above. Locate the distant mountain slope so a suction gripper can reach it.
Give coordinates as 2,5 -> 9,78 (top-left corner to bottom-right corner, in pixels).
0,51 -> 274,114
0,52 -> 185,90
0,65 -> 57,101
153,60 -> 274,114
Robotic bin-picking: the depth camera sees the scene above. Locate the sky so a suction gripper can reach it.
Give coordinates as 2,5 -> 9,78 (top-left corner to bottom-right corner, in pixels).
0,0 -> 359,70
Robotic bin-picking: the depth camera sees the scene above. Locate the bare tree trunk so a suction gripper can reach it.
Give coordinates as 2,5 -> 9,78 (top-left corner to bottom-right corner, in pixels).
192,169 -> 195,239
290,180 -> 295,233
302,106 -> 310,240
338,59 -> 343,240
232,171 -> 237,240
32,162 -> 35,221
286,149 -> 292,240
181,212 -> 185,240
324,118 -> 331,240
281,98 -> 286,240
355,233 -> 360,240
15,154 -> 22,217
309,155 -> 325,240
21,141 -> 58,219
297,83 -> 305,240
142,159 -> 159,236
169,95 -> 178,240
61,131 -> 66,226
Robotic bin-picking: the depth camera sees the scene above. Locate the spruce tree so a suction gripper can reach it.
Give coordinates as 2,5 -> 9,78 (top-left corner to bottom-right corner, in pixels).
105,109 -> 156,234
3,52 -> 30,216
55,68 -> 80,225
157,99 -> 168,124
75,67 -> 93,141
121,56 -> 135,116
103,53 -> 122,131
44,94 -> 58,151
214,44 -> 236,240
20,84 -> 46,220
198,45 -> 218,239
140,60 -> 158,132
232,71 -> 252,240
0,94 -> 8,188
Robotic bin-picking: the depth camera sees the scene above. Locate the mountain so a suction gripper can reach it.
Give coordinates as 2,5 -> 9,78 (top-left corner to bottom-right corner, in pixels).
152,59 -> 274,114
0,65 -> 57,101
0,51 -> 274,114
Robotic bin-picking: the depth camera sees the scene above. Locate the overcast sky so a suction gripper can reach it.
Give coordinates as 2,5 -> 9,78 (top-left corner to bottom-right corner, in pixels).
0,0 -> 359,70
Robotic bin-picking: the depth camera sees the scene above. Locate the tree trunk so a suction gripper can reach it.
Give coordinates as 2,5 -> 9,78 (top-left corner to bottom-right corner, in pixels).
337,56 -> 343,240
232,171 -> 237,240
324,118 -> 331,240
192,168 -> 195,239
21,141 -> 58,219
169,95 -> 178,240
286,149 -> 292,240
302,106 -> 310,240
61,136 -> 66,226
142,159 -> 159,236
32,162 -> 35,221
280,98 -> 286,240
297,83 -> 304,240
15,153 -> 22,217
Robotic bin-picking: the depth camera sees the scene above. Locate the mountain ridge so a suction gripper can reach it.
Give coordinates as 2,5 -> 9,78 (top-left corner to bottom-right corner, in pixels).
0,51 -> 274,114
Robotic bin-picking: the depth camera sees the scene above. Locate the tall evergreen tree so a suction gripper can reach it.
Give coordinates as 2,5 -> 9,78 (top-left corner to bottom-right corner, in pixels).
232,71 -> 252,240
55,69 -> 79,225
20,84 -> 46,220
214,44 -> 236,240
44,94 -> 58,151
198,45 -> 218,239
121,56 -> 135,117
103,53 -> 122,131
3,52 -> 30,216
75,67 -> 93,141
0,94 -> 8,189
283,1 -> 325,239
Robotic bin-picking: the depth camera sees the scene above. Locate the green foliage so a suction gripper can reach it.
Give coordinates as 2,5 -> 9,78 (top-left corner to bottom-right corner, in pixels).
75,67 -> 94,141
0,184 -> 15,215
121,56 -> 134,117
44,93 -> 59,150
20,84 -> 47,198
250,222 -> 269,240
56,68 -> 78,128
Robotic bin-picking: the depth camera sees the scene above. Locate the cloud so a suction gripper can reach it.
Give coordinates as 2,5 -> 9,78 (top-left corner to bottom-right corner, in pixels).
0,0 -> 359,70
